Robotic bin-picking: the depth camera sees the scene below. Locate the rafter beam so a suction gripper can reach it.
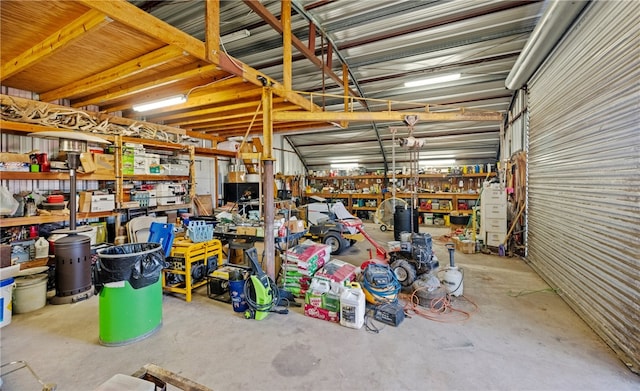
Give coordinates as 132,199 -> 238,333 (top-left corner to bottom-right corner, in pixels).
242,0 -> 359,98
273,110 -> 504,123
1,9 -> 110,81
154,100 -> 264,123
72,63 -> 225,107
42,46 -> 187,102
204,0 -> 220,62
79,0 -> 322,114
168,104 -> 300,127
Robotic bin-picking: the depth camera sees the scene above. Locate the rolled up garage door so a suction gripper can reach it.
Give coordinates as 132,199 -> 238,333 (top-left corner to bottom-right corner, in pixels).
527,1 -> 640,374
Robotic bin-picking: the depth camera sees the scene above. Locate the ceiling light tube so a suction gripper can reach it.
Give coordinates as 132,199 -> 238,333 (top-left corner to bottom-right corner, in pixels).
133,95 -> 186,112
404,73 -> 461,88
221,29 -> 251,44
419,159 -> 456,167
331,163 -> 360,169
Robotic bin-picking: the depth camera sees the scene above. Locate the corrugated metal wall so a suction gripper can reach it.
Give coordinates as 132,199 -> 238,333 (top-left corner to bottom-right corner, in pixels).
527,1 -> 640,374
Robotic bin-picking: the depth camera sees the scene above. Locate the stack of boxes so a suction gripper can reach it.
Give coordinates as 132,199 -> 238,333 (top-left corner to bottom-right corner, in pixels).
304,259 -> 359,323
281,240 -> 330,298
480,184 -> 507,248
121,143 -> 162,175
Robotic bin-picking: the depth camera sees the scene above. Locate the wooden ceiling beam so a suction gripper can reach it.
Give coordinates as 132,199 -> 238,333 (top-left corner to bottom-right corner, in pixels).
208,121 -> 329,135
242,0 -> 359,98
72,63 -> 225,107
273,110 -> 504,123
153,100 -> 266,122
204,0 -> 221,62
114,87 -> 263,117
78,0 -> 322,115
41,46 -> 188,102
1,9 -> 111,81
169,103 -> 300,127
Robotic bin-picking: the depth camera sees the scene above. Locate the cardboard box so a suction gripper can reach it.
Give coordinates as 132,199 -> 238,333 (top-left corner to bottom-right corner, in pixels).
0,152 -> 30,163
78,191 -> 92,213
90,194 -> 115,212
287,219 -> 305,233
460,240 -> 475,254
146,153 -> 160,174
79,152 -> 96,173
236,226 -> 257,236
304,303 -> 339,323
121,146 -> 135,175
94,153 -> 115,175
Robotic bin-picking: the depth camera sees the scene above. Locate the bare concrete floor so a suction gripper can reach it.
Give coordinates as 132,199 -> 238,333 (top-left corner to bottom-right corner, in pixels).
1,224 -> 638,390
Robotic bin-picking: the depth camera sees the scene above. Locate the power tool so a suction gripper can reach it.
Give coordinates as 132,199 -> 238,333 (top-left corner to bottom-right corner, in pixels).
243,247 -> 290,320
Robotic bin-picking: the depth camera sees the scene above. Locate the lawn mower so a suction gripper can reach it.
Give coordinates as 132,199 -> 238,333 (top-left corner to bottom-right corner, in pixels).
303,196 -> 364,255
358,226 -> 439,288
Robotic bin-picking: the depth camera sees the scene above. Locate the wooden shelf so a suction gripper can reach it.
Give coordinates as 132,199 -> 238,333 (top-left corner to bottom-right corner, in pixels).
309,175 -> 384,180
0,171 -> 115,181
353,207 -> 378,211
123,175 -> 189,181
0,211 -> 116,228
309,173 -> 494,181
351,194 -> 383,199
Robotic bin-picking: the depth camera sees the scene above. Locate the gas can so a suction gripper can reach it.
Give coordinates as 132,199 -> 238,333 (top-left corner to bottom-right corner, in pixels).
340,282 -> 365,329
442,267 -> 463,296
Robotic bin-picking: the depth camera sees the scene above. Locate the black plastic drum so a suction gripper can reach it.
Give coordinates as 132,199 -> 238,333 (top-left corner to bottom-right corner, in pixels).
394,206 -> 419,241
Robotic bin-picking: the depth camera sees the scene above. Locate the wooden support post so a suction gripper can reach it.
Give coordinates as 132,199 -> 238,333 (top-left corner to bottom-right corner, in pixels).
262,87 -> 276,280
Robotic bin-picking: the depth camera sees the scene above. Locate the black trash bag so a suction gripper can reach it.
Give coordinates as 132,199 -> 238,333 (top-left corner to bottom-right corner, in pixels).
96,243 -> 168,291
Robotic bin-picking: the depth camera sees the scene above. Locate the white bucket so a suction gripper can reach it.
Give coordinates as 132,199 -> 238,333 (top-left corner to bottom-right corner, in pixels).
400,232 -> 412,242
0,278 -> 15,328
14,274 -> 48,314
340,282 -> 365,329
245,173 -> 260,182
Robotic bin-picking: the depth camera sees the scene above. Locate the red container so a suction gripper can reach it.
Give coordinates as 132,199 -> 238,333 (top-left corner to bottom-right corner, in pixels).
47,194 -> 65,203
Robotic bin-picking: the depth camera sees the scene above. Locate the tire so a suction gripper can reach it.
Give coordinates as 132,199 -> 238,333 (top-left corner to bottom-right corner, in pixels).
380,224 -> 388,232
323,233 -> 345,255
391,258 -> 417,287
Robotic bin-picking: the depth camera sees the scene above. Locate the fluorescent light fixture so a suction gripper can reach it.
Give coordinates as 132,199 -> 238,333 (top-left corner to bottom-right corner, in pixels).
133,95 -> 186,112
420,155 -> 455,160
420,159 -> 456,167
331,163 -> 360,169
221,29 -> 250,44
404,73 -> 461,88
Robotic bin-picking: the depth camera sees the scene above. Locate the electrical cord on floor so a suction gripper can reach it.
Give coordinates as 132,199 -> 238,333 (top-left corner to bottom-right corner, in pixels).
400,287 -> 478,323
363,308 -> 386,334
507,287 -> 560,297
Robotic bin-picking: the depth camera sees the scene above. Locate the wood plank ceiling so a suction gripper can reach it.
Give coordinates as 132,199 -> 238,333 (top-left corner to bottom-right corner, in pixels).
0,0 -> 544,170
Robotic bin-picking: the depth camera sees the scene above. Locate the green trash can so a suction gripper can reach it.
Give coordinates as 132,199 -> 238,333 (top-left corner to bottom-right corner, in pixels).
96,243 -> 166,346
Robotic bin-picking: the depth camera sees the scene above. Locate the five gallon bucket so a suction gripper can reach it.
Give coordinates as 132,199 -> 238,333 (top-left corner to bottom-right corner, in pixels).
0,278 -> 15,328
14,273 -> 48,314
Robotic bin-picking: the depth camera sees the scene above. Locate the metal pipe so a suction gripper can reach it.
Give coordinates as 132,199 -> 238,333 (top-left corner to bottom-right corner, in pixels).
505,0 -> 589,90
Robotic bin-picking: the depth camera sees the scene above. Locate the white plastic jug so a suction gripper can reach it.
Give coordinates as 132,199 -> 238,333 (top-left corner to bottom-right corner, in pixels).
35,237 -> 49,259
340,282 -> 365,329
